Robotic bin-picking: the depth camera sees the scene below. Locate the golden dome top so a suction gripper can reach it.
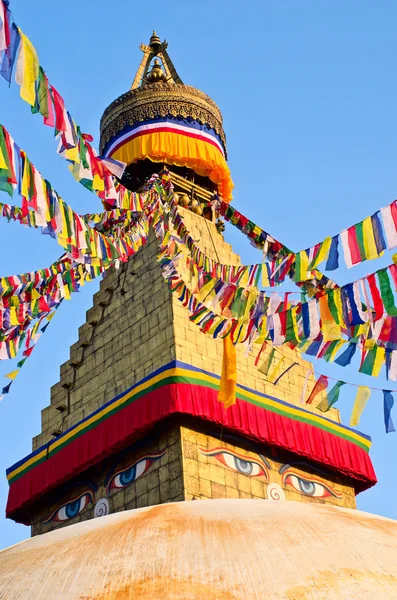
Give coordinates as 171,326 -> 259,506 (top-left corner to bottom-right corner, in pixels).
99,32 -> 227,156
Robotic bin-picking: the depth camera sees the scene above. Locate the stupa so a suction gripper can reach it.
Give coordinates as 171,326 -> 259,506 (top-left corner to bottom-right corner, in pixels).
1,32 -> 397,600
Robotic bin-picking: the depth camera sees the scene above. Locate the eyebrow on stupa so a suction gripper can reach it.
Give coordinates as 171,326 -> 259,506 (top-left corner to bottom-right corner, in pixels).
257,455 -> 271,469
279,462 -> 328,476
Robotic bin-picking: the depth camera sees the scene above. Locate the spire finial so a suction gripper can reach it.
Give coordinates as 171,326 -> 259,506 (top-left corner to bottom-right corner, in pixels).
131,32 -> 183,90
149,30 -> 162,54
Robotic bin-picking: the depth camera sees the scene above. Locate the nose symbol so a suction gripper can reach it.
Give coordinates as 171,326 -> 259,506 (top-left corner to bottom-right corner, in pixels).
94,498 -> 110,518
267,483 -> 285,501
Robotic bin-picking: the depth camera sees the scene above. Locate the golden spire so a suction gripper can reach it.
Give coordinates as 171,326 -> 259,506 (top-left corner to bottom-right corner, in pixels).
131,31 -> 183,90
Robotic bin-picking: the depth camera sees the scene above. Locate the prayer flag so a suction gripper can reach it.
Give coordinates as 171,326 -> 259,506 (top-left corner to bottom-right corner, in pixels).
383,390 -> 396,433
1,22 -> 20,84
294,250 -> 309,282
2,381 -> 12,394
377,269 -> 397,316
259,347 -> 275,375
324,235 -> 339,271
371,212 -> 387,256
380,202 -> 397,250
350,386 -> 371,427
15,31 -> 39,106
5,369 -> 19,380
99,156 -> 126,179
218,336 -> 236,408
359,345 -> 385,377
0,0 -> 9,51
306,375 -> 328,404
318,294 -> 341,341
267,355 -> 284,384
317,380 -> 345,412
308,237 -> 332,269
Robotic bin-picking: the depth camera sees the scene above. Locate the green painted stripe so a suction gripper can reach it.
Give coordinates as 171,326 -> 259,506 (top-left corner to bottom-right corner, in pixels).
8,375 -> 368,483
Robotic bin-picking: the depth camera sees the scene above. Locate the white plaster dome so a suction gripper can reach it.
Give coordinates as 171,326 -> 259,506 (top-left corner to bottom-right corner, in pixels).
1,499 -> 397,599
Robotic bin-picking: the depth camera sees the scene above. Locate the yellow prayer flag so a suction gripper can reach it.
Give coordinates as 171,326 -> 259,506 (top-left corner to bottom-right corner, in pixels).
63,146 -> 80,165
363,217 -> 381,260
373,346 -> 385,378
311,237 -> 332,269
16,32 -> 39,107
5,369 -> 19,380
261,265 -> 270,287
268,356 -> 284,384
328,340 -> 346,362
218,336 -> 237,409
9,308 -> 19,326
318,295 -> 341,341
239,268 -> 249,288
46,312 -> 56,322
92,173 -> 105,192
350,386 -> 371,427
0,145 -> 7,169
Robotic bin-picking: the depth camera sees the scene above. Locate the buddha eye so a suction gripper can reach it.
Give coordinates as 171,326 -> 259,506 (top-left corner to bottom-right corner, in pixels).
200,448 -> 268,478
107,451 -> 166,494
283,472 -> 341,499
44,491 -> 94,523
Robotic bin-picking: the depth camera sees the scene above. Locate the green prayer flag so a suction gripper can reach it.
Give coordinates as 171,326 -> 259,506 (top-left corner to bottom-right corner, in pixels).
359,347 -> 376,376
327,290 -> 340,325
377,269 -> 397,316
355,221 -> 366,261
317,381 -> 345,412
230,288 -> 248,319
259,348 -> 276,376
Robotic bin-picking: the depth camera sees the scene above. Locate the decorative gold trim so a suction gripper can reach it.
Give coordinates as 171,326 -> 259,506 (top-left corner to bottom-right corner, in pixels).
99,83 -> 226,155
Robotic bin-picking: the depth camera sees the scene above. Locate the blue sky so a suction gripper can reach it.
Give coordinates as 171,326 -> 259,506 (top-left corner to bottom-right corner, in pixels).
1,0 -> 397,549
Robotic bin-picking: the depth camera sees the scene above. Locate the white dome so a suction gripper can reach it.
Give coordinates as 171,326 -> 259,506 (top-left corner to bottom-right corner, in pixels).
1,499 -> 397,599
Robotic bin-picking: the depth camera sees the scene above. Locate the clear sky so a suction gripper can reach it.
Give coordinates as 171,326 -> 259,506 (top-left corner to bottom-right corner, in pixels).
1,0 -> 397,549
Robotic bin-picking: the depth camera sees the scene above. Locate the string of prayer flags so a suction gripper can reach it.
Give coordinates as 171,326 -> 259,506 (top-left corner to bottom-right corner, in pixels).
218,336 -> 237,409
383,390 -> 396,433
350,386 -> 371,427
272,362 -> 298,386
306,375 -> 329,404
0,123 -> 153,266
0,0 -> 136,208
317,381 -> 345,412
215,193 -> 397,279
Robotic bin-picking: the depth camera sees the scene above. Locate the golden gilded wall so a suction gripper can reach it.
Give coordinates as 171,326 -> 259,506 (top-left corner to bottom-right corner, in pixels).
31,422 -> 356,536
181,425 -> 356,509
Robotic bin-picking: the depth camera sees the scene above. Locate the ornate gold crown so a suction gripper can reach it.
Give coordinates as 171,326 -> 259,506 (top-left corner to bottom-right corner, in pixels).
99,33 -> 227,156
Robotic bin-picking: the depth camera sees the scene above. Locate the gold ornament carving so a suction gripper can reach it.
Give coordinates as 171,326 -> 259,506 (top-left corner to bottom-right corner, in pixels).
99,83 -> 227,154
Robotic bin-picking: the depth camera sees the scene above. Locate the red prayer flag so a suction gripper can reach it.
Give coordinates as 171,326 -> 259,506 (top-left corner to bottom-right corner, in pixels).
367,273 -> 384,321
43,73 -> 55,127
347,226 -> 362,266
391,201 -> 397,230
306,375 -> 328,404
50,85 -> 67,132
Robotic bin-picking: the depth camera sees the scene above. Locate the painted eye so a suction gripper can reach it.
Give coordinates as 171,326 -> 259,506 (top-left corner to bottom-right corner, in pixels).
284,474 -> 339,498
200,448 -> 268,478
107,451 -> 166,493
44,492 -> 93,523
